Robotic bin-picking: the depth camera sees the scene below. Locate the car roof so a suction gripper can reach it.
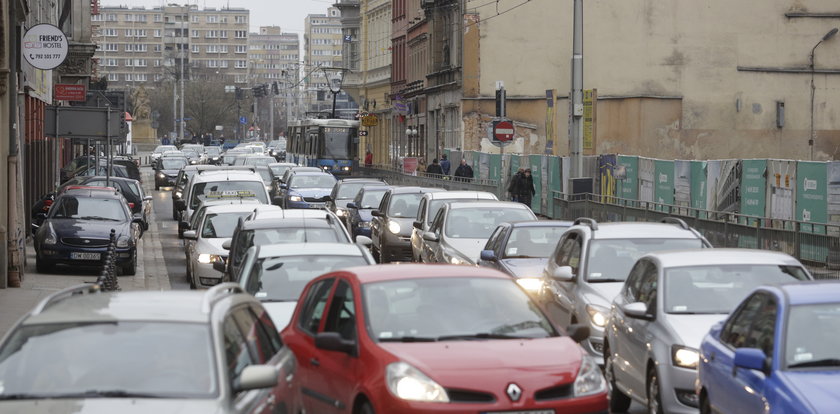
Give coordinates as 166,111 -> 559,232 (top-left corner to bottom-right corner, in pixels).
78,176 -> 139,185
338,178 -> 386,184
424,191 -> 498,201
24,290 -> 212,324
292,171 -> 333,177
508,220 -> 575,228
648,248 -> 804,269
269,162 -> 296,167
191,170 -> 262,182
255,242 -> 364,258
204,203 -> 265,214
59,188 -> 123,199
244,212 -> 341,229
777,282 -> 840,306
359,185 -> 391,192
446,200 -> 532,210
574,221 -> 703,240
388,186 -> 445,195
338,264 -> 510,284
290,166 -> 321,172
199,198 -> 262,208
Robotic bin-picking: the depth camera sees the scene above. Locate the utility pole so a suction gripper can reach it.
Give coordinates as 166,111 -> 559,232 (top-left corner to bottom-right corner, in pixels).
179,42 -> 185,144
569,0 -> 584,178
269,92 -> 275,140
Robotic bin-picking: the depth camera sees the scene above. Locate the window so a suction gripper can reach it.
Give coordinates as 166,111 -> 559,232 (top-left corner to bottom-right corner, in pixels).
235,15 -> 247,24
222,317 -> 254,384
323,281 -> 356,341
235,45 -> 247,53
235,60 -> 247,68
232,307 -> 277,364
191,15 -> 200,23
555,233 -> 582,274
154,45 -> 161,52
721,293 -> 768,349
107,73 -> 119,81
154,14 -> 162,22
207,15 -> 218,23
154,29 -> 162,37
636,263 -> 658,312
235,30 -> 247,39
192,45 -> 199,53
104,28 -> 117,37
106,14 -> 117,22
104,43 -> 118,52
298,279 -> 335,334
743,298 -> 777,359
104,58 -> 117,66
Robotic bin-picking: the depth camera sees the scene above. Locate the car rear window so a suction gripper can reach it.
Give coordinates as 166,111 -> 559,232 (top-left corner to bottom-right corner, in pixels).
190,180 -> 268,209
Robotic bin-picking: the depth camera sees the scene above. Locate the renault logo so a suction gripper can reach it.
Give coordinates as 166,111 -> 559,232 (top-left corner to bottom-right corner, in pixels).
506,383 -> 522,402
83,239 -> 90,244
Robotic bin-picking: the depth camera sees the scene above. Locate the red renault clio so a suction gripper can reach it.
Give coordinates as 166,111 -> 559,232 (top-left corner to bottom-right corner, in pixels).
280,264 -> 608,414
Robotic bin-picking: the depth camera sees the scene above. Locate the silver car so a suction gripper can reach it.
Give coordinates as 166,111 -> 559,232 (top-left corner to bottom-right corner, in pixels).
410,190 -> 498,262
0,284 -> 300,413
542,217 -> 711,363
604,249 -> 813,414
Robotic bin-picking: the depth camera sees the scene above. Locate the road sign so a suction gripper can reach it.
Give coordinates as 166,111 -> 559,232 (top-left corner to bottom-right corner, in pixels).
239,116 -> 247,124
493,120 -> 514,142
359,130 -> 368,136
22,24 -> 68,70
54,84 -> 87,101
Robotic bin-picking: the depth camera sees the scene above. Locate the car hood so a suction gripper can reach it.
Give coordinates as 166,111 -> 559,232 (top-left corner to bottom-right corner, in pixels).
664,314 -> 728,348
197,238 -> 232,255
288,188 -> 332,198
380,337 -> 582,390
262,301 -> 298,330
48,219 -> 130,239
336,198 -> 354,208
0,398 -> 223,414
782,370 -> 840,413
501,258 -> 549,278
160,169 -> 180,176
444,237 -> 487,263
388,217 -> 416,237
580,282 -> 624,308
357,209 -> 374,222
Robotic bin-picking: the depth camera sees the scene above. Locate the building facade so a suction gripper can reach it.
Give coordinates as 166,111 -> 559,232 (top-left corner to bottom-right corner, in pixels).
303,7 -> 353,115
248,26 -> 300,137
393,0 -> 429,162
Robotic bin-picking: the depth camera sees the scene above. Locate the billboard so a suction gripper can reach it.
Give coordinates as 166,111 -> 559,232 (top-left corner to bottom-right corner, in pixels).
654,159 -> 674,207
690,161 -> 707,213
766,160 -> 795,223
740,160 -> 767,223
639,157 -> 655,203
796,161 -> 827,227
599,154 -> 618,200
674,160 -> 691,208
617,155 -> 639,201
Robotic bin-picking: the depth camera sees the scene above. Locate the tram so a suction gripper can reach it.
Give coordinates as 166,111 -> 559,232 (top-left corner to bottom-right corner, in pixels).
287,118 -> 359,175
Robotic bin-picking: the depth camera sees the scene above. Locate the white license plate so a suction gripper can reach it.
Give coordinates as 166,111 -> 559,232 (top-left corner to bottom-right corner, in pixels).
70,252 -> 101,260
483,411 -> 554,414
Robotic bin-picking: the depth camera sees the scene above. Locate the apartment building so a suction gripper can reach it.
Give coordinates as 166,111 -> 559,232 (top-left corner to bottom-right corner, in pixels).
92,5 -> 250,89
303,7 -> 355,115
248,26 -> 299,84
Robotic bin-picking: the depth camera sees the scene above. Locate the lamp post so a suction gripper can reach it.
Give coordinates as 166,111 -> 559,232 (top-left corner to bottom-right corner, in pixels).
809,27 -> 838,160
322,67 -> 347,119
406,126 -> 418,156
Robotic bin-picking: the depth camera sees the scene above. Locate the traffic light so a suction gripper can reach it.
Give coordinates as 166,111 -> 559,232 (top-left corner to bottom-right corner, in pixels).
253,86 -> 262,98
119,111 -> 128,136
235,87 -> 243,100
272,81 -> 279,95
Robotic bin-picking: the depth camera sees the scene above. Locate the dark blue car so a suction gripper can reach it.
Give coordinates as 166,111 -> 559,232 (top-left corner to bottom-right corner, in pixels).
698,282 -> 840,414
34,187 -> 144,275
346,185 -> 390,239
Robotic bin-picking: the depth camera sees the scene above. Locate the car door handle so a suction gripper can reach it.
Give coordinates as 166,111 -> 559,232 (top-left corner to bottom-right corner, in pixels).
709,352 -> 715,362
310,358 -> 320,367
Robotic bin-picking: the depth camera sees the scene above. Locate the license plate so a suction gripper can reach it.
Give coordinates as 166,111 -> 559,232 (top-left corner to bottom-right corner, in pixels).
70,252 -> 101,260
483,411 -> 554,414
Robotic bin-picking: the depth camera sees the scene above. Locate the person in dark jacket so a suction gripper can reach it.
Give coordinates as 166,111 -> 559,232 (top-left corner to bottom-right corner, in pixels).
454,159 -> 474,182
440,154 -> 451,175
508,168 -> 525,202
426,159 -> 444,175
517,168 -> 536,208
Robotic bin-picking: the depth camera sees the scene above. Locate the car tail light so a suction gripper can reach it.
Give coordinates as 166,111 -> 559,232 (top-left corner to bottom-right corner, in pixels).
128,202 -> 135,209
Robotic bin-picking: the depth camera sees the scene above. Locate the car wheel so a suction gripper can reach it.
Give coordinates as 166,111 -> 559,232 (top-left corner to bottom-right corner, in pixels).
647,366 -> 664,414
172,209 -> 179,221
359,402 -> 375,414
604,345 -> 632,412
379,245 -> 390,264
36,256 -> 54,273
121,249 -> 137,276
187,261 -> 196,289
699,391 -> 712,414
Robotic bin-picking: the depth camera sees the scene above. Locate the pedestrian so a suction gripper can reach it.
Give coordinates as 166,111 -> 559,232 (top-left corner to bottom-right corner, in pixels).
517,168 -> 536,208
417,158 -> 427,175
440,154 -> 451,175
364,150 -> 373,167
426,159 -> 443,176
508,168 -> 524,202
454,158 -> 474,182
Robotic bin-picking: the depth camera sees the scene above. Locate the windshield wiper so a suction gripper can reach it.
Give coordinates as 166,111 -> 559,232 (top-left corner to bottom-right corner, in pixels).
260,298 -> 296,303
504,255 -> 539,259
78,216 -> 120,221
379,336 -> 438,342
0,390 -> 168,400
587,278 -> 625,283
788,358 -> 840,369
0,393 -> 45,400
436,333 -> 533,341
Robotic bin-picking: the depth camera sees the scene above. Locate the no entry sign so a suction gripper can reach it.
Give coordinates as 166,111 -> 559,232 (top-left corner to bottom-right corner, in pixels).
493,120 -> 514,142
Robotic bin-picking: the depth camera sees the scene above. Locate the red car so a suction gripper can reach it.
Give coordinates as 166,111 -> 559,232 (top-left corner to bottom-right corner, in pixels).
280,264 -> 609,413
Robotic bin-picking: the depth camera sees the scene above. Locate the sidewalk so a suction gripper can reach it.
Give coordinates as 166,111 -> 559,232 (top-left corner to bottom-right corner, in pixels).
0,165 -> 170,337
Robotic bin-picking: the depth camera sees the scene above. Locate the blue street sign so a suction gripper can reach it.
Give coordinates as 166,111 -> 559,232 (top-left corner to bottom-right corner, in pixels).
239,116 -> 247,124
175,117 -> 192,121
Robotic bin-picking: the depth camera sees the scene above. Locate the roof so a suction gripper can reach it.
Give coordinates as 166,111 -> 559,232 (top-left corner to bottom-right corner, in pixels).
78,176 -> 139,185
779,282 -> 840,305
256,242 -> 364,258
338,178 -> 386,184
24,291 -> 211,325
581,221 -> 703,240
191,170 -> 262,183
269,162 -> 296,167
203,203 -> 265,214
338,264 -> 511,284
292,171 -> 334,177
359,185 -> 391,193
198,198 -> 262,208
649,248 -> 803,269
425,191 -> 497,201
388,186 -> 446,195
447,200 -> 532,210
58,188 -> 123,200
244,215 -> 338,230
509,220 -> 575,228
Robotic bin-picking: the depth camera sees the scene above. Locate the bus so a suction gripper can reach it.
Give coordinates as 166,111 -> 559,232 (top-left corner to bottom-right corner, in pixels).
287,118 -> 359,175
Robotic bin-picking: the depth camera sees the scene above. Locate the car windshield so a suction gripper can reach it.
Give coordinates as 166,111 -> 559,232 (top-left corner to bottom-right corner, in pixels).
664,265 -> 810,314
323,127 -> 350,159
289,175 -> 336,189
365,277 -> 557,342
51,197 -> 126,221
161,158 -> 187,170
785,303 -> 840,369
337,182 -> 368,199
269,165 -> 291,176
182,150 -> 198,157
256,169 -> 272,184
251,226 -> 348,244
245,157 -> 275,167
359,190 -> 387,209
153,145 -> 176,153
0,322 -> 217,398
205,147 -> 221,156
387,193 -> 423,218
445,207 -> 535,239
504,226 -> 570,258
586,239 -> 705,282
190,181 -> 268,209
245,255 -> 368,301
201,212 -> 252,238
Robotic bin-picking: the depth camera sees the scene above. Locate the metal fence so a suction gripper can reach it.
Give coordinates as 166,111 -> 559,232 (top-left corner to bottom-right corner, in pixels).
550,192 -> 840,279
357,164 -> 502,194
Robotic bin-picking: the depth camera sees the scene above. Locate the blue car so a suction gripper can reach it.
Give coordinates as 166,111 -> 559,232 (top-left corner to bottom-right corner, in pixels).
698,282 -> 840,414
280,171 -> 337,209
346,185 -> 390,239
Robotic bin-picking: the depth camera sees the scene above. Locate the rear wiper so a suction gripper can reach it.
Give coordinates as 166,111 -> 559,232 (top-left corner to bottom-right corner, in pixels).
379,336 -> 438,342
587,278 -> 625,283
68,390 -> 170,398
260,298 -> 296,303
788,358 -> 840,369
436,333 -> 533,341
78,216 -> 119,221
0,393 -> 45,400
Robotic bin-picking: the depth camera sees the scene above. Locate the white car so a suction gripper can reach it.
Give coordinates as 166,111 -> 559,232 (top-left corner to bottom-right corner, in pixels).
151,144 -> 177,161
410,191 -> 498,262
179,168 -> 270,226
237,242 -> 375,329
184,204 -> 259,289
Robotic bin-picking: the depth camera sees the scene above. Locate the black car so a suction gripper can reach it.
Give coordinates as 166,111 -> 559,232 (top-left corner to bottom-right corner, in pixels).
327,178 -> 388,227
346,185 -> 390,240
34,187 -> 144,275
154,156 -> 189,190
370,186 -> 445,263
74,164 -> 131,179
111,157 -> 142,182
60,156 -> 94,183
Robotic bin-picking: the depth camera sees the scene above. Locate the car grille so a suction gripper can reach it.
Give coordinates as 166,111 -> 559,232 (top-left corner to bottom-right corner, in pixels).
446,388 -> 496,403
61,237 -> 110,247
303,196 -> 327,202
534,383 -> 573,401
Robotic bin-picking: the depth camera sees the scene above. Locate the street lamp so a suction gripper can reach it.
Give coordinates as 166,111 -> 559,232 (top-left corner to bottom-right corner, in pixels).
321,67 -> 347,119
809,27 -> 838,160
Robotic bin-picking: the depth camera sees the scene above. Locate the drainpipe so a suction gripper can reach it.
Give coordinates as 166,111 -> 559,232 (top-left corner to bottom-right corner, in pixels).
6,0 -> 22,287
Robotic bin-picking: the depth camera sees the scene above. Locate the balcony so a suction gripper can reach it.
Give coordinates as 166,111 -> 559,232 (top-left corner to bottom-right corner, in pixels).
164,36 -> 188,44
426,66 -> 460,90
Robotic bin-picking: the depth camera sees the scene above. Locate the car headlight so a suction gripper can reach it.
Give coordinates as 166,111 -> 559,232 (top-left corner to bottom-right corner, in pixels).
516,277 -> 543,293
672,345 -> 700,369
358,221 -> 372,228
212,157 -> 219,160
198,253 -> 222,264
342,166 -> 350,171
44,231 -> 58,245
174,191 -> 183,198
585,304 -> 609,328
289,195 -> 303,202
573,355 -> 607,396
447,253 -> 471,265
335,209 -> 346,217
157,172 -> 165,178
386,362 -> 449,403
388,221 -> 401,234
116,236 -> 130,248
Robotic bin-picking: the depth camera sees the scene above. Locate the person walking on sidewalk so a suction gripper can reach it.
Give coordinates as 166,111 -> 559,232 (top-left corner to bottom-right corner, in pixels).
426,159 -> 444,176
440,154 -> 451,176
517,168 -> 536,208
454,159 -> 474,182
508,168 -> 525,202
364,150 -> 373,167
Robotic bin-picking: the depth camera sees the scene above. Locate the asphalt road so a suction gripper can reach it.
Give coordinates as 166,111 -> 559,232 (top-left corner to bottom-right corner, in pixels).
148,181 -> 191,291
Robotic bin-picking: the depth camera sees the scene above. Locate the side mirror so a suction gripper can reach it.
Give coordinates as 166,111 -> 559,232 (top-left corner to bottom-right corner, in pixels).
144,195 -> 153,201
178,220 -> 189,230
279,183 -> 287,189
413,220 -> 423,230
213,258 -> 227,273
315,332 -> 356,355
175,199 -> 186,210
355,235 -> 372,246
479,250 -> 497,262
566,324 -> 590,343
222,238 -> 232,250
734,348 -> 768,373
371,210 -> 383,217
347,202 -> 359,209
233,365 -> 278,392
183,230 -> 198,240
550,266 -> 575,282
423,232 -> 439,242
622,302 -> 653,320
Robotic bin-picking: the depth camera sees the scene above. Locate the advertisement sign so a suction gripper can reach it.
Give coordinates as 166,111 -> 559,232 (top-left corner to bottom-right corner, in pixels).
54,84 -> 87,101
740,160 -> 767,222
598,154 -> 617,200
674,160 -> 691,207
796,161 -> 827,226
361,114 -> 379,127
402,157 -> 418,174
582,89 -> 596,151
690,161 -> 707,212
22,24 -> 69,70
617,156 -> 639,201
639,158 -> 655,203
654,160 -> 675,207
828,162 -> 840,226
